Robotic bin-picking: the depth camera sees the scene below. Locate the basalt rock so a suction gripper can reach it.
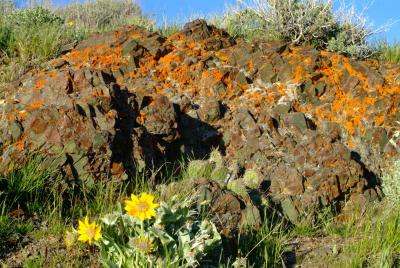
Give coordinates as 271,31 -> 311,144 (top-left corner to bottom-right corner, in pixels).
1,20 -> 399,221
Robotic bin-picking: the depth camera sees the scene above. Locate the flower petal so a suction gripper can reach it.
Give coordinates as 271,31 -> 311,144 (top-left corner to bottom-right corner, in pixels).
130,194 -> 139,202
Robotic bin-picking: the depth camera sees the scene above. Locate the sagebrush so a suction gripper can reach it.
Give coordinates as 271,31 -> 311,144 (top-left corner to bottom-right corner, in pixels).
220,0 -> 391,59
381,158 -> 400,204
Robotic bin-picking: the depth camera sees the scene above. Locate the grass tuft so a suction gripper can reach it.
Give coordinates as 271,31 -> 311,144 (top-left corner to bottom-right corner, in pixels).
381,42 -> 400,64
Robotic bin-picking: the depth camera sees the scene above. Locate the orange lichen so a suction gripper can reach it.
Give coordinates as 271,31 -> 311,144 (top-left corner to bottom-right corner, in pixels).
49,71 -> 57,80
27,100 -> 45,111
200,69 -> 227,88
175,66 -> 194,83
63,44 -> 127,70
17,110 -> 26,121
138,111 -> 146,124
35,79 -> 46,91
347,137 -> 355,148
111,162 -> 124,175
303,57 -> 313,65
293,66 -> 305,83
298,50 -> 400,142
106,111 -> 117,119
22,26 -> 399,152
364,96 -> 375,106
128,33 -> 143,39
375,115 -> 385,126
215,51 -> 229,62
388,106 -> 397,115
15,136 -> 26,150
159,53 -> 182,65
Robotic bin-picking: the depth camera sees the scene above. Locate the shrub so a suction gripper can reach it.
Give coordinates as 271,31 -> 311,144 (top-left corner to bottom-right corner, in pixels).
1,7 -> 85,63
212,9 -> 270,41
0,17 -> 12,52
231,0 -> 338,47
8,22 -> 67,61
326,2 -> 389,59
326,30 -> 375,59
381,159 -> 400,204
6,6 -> 64,27
223,0 -> 388,59
57,0 -> 154,32
0,0 -> 15,15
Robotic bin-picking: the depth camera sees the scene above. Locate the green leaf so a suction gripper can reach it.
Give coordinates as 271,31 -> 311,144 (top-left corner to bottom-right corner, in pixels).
102,212 -> 121,226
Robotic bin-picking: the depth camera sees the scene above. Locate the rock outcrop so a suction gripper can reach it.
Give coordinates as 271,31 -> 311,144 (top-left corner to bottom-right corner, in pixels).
1,19 -> 399,220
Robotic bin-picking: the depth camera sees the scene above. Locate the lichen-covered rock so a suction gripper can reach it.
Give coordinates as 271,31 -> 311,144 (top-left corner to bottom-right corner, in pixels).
1,20 -> 399,221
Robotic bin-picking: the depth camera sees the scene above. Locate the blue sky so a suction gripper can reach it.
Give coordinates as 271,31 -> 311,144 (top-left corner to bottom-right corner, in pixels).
50,0 -> 400,42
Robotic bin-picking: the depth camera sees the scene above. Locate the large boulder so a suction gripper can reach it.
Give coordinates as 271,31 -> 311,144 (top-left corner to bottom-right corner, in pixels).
1,20 -> 399,219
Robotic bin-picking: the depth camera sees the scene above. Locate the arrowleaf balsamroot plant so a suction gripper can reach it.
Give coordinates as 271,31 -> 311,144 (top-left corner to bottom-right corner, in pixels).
64,192 -> 222,267
64,230 -> 77,250
77,216 -> 102,245
124,193 -> 159,221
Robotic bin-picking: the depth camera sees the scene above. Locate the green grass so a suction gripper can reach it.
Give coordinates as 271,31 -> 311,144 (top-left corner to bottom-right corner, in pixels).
0,11 -> 85,88
23,257 -> 45,268
0,2 -> 151,88
0,156 -> 56,213
56,0 -> 152,32
0,215 -> 34,242
236,212 -> 287,267
157,19 -> 182,38
1,155 -> 400,267
8,22 -> 74,62
351,203 -> 399,267
0,155 -> 151,264
321,202 -> 400,268
0,16 -> 11,52
0,155 -> 285,267
284,200 -> 399,268
381,42 -> 400,64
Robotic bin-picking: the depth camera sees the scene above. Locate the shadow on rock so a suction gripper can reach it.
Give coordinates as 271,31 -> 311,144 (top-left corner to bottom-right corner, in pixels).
174,113 -> 225,161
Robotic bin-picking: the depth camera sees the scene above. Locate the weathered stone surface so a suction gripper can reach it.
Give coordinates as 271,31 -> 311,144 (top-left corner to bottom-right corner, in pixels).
195,180 -> 244,238
198,99 -> 222,123
1,20 -> 399,221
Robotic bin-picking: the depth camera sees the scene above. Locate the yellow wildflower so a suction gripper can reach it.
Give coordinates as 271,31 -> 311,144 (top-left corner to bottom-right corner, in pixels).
64,230 -> 76,249
68,21 -> 75,27
200,199 -> 210,206
124,193 -> 159,221
129,236 -> 154,253
77,216 -> 102,245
